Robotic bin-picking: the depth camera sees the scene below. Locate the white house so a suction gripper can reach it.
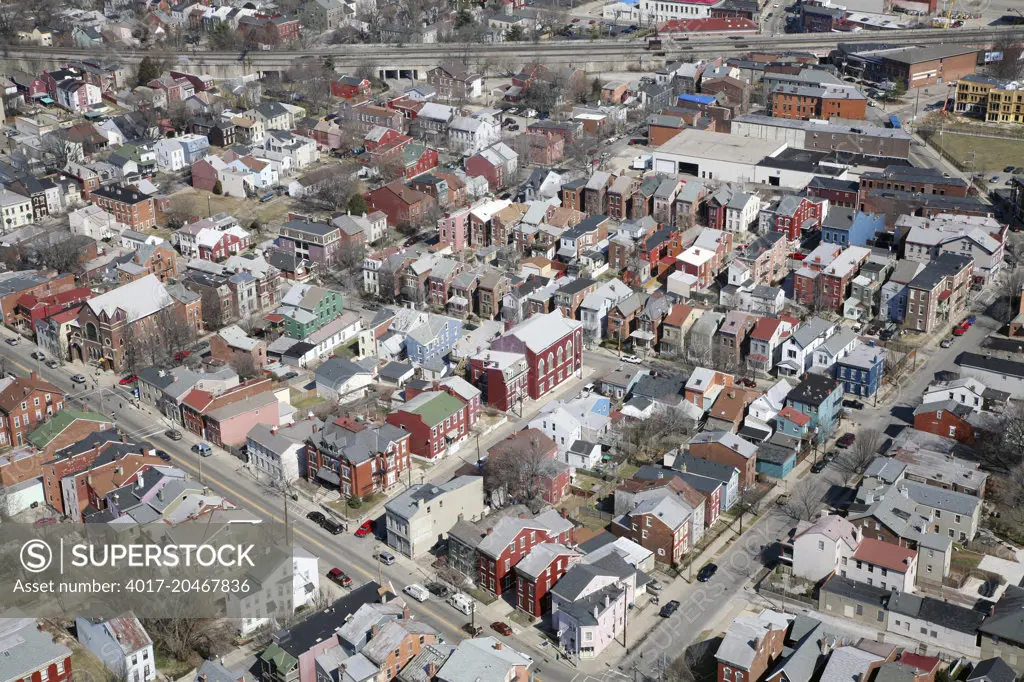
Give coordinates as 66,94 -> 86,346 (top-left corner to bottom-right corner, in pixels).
69,204 -> 126,241
843,537 -> 918,593
0,189 -> 34,230
743,378 -> 792,437
777,316 -> 836,377
227,546 -> 319,636
447,113 -> 501,156
261,130 -> 318,171
246,419 -> 320,483
921,376 -> 989,412
529,395 -> 610,457
579,278 -> 632,343
639,0 -> 712,22
75,614 -> 155,682
886,591 -> 984,656
809,327 -> 858,375
725,192 -> 761,234
566,439 -> 602,469
315,356 -> 374,403
551,552 -> 637,660
785,513 -> 861,583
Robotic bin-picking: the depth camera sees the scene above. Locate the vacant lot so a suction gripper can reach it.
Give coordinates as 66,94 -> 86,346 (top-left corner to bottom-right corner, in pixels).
168,187 -> 293,227
929,132 -> 1024,171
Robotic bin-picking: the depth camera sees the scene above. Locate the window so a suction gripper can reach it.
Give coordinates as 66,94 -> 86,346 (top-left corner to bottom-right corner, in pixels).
504,559 -> 510,571
818,541 -> 824,550
856,604 -> 863,615
955,514 -> 962,523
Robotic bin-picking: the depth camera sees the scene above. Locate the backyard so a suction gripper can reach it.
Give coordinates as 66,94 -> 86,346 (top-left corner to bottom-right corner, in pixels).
167,187 -> 293,226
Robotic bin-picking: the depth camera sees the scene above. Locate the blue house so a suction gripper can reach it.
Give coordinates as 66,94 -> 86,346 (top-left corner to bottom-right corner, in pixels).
822,208 -> 886,247
782,373 -> 843,440
837,342 -> 887,397
404,313 -> 462,366
756,433 -> 801,479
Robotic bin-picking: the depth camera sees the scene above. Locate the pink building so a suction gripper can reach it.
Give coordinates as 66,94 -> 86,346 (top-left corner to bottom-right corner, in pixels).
438,204 -> 473,251
203,392 -> 280,447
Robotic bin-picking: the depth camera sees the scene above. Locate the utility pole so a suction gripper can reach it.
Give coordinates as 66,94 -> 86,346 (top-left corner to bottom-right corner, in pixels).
283,480 -> 290,544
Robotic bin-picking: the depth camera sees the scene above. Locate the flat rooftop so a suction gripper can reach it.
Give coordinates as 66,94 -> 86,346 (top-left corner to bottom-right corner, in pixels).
655,129 -> 786,165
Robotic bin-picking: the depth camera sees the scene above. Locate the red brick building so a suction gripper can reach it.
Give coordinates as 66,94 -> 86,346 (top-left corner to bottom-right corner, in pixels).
912,402 -> 980,444
238,14 -> 301,45
305,417 -> 412,498
366,182 -> 436,228
515,543 -> 582,616
476,508 -> 575,596
689,431 -> 758,490
179,378 -> 275,440
330,76 -> 371,102
489,310 -> 584,401
770,84 -> 867,121
610,490 -> 693,565
469,350 -> 530,412
0,372 -> 64,449
764,195 -> 826,241
384,389 -> 473,460
89,186 -> 157,230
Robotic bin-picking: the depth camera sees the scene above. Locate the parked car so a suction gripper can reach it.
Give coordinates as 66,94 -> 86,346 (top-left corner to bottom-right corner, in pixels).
426,582 -> 452,599
33,517 -> 56,527
647,578 -> 663,592
696,563 -> 718,582
823,451 -> 836,463
283,372 -> 299,380
940,337 -> 954,348
321,518 -> 344,535
165,429 -> 182,440
965,315 -> 976,326
5,337 -> 18,345
30,351 -> 45,360
328,568 -> 352,588
404,584 -> 430,602
119,374 -> 138,385
174,350 -> 191,361
1005,166 -> 1016,173
659,600 -> 681,617
376,550 -> 396,565
155,449 -> 171,462
45,360 -> 58,369
491,621 -> 513,636
842,399 -> 865,410
622,354 -> 642,364
307,511 -> 326,524
463,623 -> 483,636
738,377 -> 757,388
71,374 -> 86,384
789,251 -> 806,261
837,433 -> 856,448
355,519 -> 375,537
192,442 -> 213,457
952,322 -> 969,336
811,460 -> 828,474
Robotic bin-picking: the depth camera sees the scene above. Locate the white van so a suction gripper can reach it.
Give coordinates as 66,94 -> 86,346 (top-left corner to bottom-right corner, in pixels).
404,584 -> 430,602
447,592 -> 473,615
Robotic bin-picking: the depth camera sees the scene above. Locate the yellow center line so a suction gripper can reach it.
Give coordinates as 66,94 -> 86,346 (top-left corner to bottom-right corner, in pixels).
163,447 -> 468,636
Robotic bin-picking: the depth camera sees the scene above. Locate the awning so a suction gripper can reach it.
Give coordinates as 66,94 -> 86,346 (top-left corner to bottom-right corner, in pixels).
630,330 -> 655,341
448,295 -> 469,307
316,466 -> 340,486
264,313 -> 285,323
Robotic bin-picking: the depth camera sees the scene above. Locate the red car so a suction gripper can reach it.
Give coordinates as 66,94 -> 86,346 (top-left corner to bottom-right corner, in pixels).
571,17 -> 579,22
327,568 -> 352,588
33,518 -> 56,527
119,374 -> 138,385
789,252 -> 806,261
589,19 -> 596,23
174,350 -> 191,361
836,433 -> 856,448
491,621 -> 513,636
355,520 -> 375,537
952,323 -> 969,336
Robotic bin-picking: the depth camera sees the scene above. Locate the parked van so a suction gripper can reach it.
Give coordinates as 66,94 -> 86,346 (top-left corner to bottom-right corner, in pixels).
447,593 -> 473,615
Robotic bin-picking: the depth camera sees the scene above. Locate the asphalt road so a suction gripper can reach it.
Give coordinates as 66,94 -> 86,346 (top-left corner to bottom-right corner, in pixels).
0,331 -> 632,682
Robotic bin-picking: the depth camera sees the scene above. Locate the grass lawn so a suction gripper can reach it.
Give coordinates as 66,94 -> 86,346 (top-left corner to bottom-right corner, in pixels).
928,132 -> 1024,172
469,587 -> 498,605
618,463 -> 640,480
573,472 -> 604,494
509,610 -> 535,628
951,549 -> 984,570
73,645 -> 113,682
168,187 -> 293,226
290,389 -> 325,411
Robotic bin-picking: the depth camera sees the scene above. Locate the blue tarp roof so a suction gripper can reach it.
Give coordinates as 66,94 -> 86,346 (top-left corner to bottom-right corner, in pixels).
678,93 -> 716,105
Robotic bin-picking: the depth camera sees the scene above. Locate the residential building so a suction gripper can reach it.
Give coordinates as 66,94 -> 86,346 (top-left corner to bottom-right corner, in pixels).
75,614 -> 154,682
905,253 -> 973,334
715,611 -> 789,682
385,475 -> 485,558
305,418 -> 411,499
384,390 -> 473,460
689,430 -> 758,491
476,508 -> 574,596
550,552 -> 636,659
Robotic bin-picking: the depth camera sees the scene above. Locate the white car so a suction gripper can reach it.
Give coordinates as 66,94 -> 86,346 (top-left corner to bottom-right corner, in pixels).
404,584 -> 430,602
622,354 -> 642,364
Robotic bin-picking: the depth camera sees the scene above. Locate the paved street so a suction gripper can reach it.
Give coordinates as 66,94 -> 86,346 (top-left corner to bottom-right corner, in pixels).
0,331 -> 635,682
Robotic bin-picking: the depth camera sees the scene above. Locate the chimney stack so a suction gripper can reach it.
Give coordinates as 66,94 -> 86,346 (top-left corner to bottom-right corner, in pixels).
494,641 -> 502,651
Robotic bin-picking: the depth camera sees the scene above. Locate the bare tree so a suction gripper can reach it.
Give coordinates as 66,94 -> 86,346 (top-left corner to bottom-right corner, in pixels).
201,288 -> 228,331
485,435 -> 552,504
975,400 -> 1024,472
993,264 -> 1024,324
834,427 -> 884,481
142,615 -> 228,661
158,308 -> 197,362
35,235 -> 83,274
231,353 -> 260,380
989,33 -> 1024,81
41,130 -> 81,171
612,409 -> 697,464
781,481 -> 822,521
309,169 -> 363,211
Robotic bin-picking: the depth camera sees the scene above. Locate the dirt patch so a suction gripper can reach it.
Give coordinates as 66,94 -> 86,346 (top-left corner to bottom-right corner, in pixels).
168,187 -> 294,227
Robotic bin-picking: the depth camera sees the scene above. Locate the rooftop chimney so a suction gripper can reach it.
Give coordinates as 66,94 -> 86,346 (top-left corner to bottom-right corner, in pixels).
494,641 -> 502,651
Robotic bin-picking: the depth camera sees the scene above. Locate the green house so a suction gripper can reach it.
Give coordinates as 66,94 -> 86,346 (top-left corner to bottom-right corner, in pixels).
275,283 -> 344,339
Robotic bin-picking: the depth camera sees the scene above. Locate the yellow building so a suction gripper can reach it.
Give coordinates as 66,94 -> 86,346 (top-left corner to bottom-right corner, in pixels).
987,87 -> 1024,124
954,74 -> 1024,124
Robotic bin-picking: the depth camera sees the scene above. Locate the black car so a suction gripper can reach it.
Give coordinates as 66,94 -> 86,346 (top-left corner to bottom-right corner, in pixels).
697,563 -> 718,582
307,511 -> 326,524
823,451 -> 836,463
426,582 -> 452,599
155,449 -> 171,462
811,460 -> 827,474
321,518 -> 345,535
842,399 -> 865,410
659,600 -> 681,617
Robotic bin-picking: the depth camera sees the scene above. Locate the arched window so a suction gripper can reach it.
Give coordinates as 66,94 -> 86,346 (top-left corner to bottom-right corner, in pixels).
85,322 -> 98,342
547,352 -> 554,369
567,339 -> 573,356
556,347 -> 563,365
538,358 -> 545,375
